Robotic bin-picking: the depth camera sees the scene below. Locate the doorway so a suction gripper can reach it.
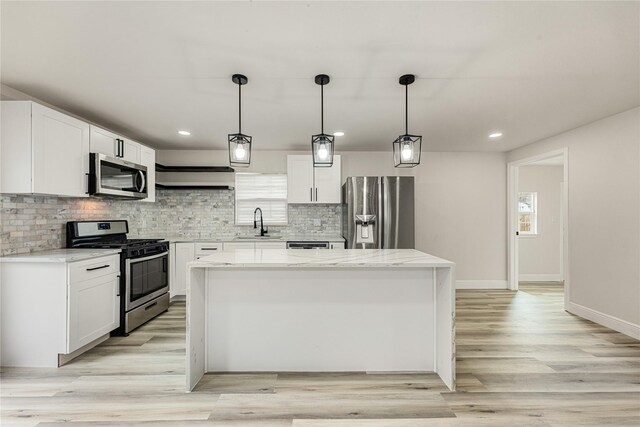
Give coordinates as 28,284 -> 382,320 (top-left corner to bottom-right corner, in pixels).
507,148 -> 569,309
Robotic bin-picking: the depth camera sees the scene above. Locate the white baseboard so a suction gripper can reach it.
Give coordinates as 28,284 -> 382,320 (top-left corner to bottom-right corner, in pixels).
567,301 -> 640,340
456,280 -> 509,290
519,274 -> 563,282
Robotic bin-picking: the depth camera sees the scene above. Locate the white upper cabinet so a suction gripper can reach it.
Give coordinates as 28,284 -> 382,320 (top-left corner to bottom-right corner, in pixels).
287,155 -> 315,203
287,155 -> 341,204
313,155 -> 342,203
140,145 -> 156,202
121,138 -> 141,163
90,125 -> 140,163
1,101 -> 90,197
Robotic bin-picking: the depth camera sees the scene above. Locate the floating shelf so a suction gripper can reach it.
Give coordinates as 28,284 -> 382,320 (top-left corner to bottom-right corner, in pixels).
155,184 -> 231,190
155,163 -> 235,190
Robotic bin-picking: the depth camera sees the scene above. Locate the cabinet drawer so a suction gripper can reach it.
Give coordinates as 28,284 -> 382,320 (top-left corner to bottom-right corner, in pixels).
69,255 -> 120,283
194,242 -> 223,256
223,242 -> 255,250
255,242 -> 286,249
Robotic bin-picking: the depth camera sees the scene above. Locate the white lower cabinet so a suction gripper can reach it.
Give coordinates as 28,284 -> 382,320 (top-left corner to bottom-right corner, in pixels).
195,242 -> 223,258
169,239 -> 337,298
0,254 -> 120,367
223,242 -> 256,250
68,274 -> 119,353
172,243 -> 196,297
171,242 -> 223,296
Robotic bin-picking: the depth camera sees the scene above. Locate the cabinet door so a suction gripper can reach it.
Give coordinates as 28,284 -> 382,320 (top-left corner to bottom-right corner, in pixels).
140,146 -> 156,202
68,273 -> 119,353
255,241 -> 286,249
287,155 -> 314,203
313,155 -> 341,204
32,103 -> 90,197
223,242 -> 255,250
89,125 -> 119,158
121,138 -> 141,163
174,243 -> 195,296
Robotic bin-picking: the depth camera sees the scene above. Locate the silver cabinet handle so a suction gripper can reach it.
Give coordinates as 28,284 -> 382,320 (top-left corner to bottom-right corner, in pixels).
200,248 -> 218,251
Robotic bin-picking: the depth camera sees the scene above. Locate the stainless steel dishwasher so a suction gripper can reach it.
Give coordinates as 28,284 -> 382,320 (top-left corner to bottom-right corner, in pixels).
286,241 -> 330,249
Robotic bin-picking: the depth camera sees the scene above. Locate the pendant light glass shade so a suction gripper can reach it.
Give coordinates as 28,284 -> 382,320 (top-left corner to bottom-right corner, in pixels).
392,74 -> 422,168
228,133 -> 252,165
228,74 -> 252,167
312,133 -> 334,166
311,74 -> 334,167
393,134 -> 421,167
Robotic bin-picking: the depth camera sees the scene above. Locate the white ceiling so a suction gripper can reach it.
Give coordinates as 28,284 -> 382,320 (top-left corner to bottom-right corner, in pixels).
1,1 -> 638,152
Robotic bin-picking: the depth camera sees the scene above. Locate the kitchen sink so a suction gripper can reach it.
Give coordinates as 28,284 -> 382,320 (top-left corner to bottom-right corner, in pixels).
234,235 -> 282,240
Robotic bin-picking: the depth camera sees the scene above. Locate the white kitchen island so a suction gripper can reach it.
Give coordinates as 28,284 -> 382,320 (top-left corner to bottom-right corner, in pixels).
186,249 -> 455,391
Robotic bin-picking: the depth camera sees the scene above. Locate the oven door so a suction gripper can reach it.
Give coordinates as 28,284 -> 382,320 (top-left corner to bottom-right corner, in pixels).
125,252 -> 169,311
90,153 -> 148,199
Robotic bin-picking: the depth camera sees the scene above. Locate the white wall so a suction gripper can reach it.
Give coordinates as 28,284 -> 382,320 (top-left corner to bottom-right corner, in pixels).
518,165 -> 564,281
159,149 -> 508,284
507,107 -> 640,334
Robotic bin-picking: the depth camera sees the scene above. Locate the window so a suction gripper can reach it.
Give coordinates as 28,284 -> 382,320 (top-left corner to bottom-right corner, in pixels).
518,192 -> 537,235
235,173 -> 288,225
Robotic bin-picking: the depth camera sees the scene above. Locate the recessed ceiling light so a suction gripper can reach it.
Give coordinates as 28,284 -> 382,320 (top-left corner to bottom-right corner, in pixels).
333,131 -> 345,137
489,132 -> 503,139
177,130 -> 191,136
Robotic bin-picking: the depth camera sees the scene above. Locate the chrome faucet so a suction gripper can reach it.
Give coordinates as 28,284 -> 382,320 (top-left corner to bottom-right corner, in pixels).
253,207 -> 267,236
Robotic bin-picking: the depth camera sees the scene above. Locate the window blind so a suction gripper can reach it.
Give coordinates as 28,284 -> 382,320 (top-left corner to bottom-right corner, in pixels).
235,173 -> 288,225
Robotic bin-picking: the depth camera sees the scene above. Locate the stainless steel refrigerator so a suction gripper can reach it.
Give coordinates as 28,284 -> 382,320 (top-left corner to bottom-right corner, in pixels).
342,176 -> 415,249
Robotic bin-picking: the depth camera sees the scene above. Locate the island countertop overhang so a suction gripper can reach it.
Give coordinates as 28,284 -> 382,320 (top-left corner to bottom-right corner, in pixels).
187,248 -> 454,269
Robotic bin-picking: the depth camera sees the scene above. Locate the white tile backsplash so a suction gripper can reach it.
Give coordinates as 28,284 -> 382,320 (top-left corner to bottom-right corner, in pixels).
0,189 -> 342,256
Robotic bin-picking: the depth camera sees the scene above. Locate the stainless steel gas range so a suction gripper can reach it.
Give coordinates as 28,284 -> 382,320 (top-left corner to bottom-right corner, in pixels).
66,220 -> 169,335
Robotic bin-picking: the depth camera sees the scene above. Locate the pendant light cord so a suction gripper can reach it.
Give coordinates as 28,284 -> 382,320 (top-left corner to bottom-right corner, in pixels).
320,83 -> 324,134
405,84 -> 408,135
238,82 -> 242,134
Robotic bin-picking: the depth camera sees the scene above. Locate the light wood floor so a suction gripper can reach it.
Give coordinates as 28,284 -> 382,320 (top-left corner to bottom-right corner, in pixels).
2,282 -> 639,426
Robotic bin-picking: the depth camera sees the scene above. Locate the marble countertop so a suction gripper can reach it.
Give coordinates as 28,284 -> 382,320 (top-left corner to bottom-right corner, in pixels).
144,234 -> 345,243
189,249 -> 453,269
0,248 -> 122,263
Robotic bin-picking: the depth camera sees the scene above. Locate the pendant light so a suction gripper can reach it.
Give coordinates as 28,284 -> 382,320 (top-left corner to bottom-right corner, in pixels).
228,74 -> 251,167
392,74 -> 421,167
311,74 -> 334,167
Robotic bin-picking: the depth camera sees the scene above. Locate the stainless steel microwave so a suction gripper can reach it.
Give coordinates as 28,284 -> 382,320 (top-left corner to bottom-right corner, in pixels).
89,153 -> 148,199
